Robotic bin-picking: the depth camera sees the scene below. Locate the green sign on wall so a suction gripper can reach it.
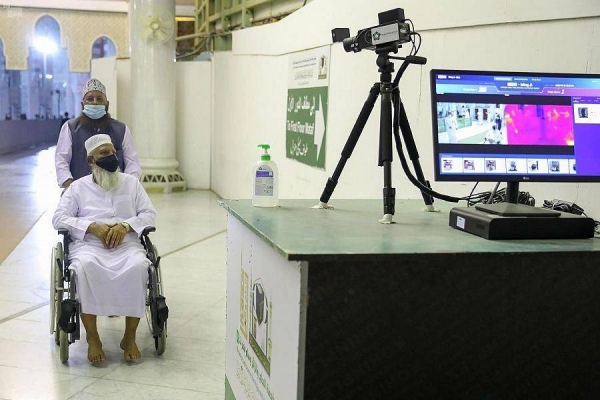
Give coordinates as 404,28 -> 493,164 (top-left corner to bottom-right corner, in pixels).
286,46 -> 330,169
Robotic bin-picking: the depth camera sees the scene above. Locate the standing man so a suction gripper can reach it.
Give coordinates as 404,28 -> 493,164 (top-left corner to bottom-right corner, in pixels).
53,134 -> 156,362
444,110 -> 458,144
55,78 -> 141,191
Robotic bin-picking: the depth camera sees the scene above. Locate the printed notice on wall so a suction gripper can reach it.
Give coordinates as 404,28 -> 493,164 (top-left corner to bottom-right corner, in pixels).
286,46 -> 330,169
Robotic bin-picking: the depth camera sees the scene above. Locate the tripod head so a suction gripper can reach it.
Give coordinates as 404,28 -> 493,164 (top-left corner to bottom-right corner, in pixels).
376,49 -> 427,83
377,53 -> 395,80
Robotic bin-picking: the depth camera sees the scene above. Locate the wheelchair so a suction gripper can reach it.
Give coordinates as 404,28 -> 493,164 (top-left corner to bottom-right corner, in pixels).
50,227 -> 168,362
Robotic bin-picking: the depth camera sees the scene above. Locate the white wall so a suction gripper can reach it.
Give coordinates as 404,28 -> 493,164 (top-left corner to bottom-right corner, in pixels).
91,56 -> 118,119
209,0 -> 600,218
116,58 -> 132,127
176,61 -> 212,189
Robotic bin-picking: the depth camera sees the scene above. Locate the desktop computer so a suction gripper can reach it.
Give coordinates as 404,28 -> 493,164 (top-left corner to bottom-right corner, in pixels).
449,204 -> 595,239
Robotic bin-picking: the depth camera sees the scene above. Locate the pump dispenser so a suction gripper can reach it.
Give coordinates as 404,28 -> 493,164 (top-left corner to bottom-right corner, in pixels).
252,144 -> 279,207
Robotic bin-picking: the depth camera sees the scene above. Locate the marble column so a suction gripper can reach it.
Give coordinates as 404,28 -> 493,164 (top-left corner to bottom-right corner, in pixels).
129,0 -> 186,193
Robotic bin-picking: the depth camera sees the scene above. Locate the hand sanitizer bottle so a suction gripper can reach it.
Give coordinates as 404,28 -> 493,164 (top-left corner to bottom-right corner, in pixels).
252,144 -> 279,207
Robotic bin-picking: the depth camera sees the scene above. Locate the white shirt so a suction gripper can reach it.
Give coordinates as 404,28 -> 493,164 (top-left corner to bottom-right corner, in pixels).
52,172 -> 156,244
55,121 -> 142,187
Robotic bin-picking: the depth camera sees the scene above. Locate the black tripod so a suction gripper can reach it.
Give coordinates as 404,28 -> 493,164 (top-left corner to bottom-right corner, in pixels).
318,45 -> 434,222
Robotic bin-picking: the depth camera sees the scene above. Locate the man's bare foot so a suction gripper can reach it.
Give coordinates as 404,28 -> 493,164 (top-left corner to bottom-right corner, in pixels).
120,337 -> 141,361
87,336 -> 105,363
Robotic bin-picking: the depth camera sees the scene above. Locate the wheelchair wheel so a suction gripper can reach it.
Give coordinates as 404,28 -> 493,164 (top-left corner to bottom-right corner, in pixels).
145,299 -> 153,333
144,263 -> 157,336
155,322 -> 167,355
145,301 -> 167,355
155,254 -> 166,355
59,328 -> 69,362
50,246 -> 57,335
50,243 -> 64,342
146,250 -> 167,355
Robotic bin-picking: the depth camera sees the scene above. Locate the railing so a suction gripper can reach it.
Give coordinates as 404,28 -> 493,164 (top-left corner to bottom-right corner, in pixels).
176,0 -> 307,58
0,119 -> 62,154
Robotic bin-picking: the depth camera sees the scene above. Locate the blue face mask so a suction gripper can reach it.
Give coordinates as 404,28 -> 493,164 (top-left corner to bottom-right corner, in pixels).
82,104 -> 107,120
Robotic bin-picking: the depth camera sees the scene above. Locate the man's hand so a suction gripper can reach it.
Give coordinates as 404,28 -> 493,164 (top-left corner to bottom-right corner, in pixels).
61,179 -> 73,197
62,178 -> 73,189
105,224 -> 128,249
87,223 -> 112,248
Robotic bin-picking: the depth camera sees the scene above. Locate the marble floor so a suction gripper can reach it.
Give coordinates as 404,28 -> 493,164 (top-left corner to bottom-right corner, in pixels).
0,145 -> 228,399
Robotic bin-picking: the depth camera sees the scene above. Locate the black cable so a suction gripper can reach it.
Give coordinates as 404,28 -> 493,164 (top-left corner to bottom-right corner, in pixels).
409,36 -> 417,56
391,95 -> 466,203
486,182 -> 502,204
405,19 -> 417,55
542,199 -> 583,215
411,32 -> 422,54
439,184 -> 534,207
388,50 -> 468,203
405,18 -> 421,55
302,0 -> 308,6
467,188 -> 500,207
467,182 -> 479,207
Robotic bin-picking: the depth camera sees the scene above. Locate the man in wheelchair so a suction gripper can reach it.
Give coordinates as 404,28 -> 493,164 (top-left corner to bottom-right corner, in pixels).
52,134 -> 156,363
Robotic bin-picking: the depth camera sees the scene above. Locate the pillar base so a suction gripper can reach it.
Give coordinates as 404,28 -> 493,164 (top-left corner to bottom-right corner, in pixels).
140,169 -> 187,194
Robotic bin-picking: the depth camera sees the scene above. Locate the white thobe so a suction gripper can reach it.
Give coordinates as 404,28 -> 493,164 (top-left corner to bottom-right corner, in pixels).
52,173 -> 157,318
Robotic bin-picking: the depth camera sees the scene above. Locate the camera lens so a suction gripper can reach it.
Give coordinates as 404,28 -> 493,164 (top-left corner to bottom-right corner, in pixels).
342,37 -> 356,52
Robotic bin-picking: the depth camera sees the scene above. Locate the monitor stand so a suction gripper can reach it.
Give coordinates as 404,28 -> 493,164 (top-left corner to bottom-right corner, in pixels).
474,182 -> 560,217
475,203 -> 560,218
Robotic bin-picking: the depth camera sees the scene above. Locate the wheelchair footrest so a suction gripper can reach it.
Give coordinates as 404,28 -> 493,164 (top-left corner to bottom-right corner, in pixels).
59,299 -> 77,334
156,296 -> 168,326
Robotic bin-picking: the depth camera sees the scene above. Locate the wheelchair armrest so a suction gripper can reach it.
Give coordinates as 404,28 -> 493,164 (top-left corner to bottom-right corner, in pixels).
140,227 -> 157,263
142,227 -> 156,236
58,229 -> 69,237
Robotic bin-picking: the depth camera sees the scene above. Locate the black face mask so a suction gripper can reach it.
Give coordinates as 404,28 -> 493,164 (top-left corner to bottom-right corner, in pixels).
94,154 -> 119,172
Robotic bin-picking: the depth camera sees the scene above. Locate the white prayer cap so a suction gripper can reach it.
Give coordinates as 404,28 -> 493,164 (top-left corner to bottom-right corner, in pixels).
85,134 -> 113,155
82,78 -> 106,98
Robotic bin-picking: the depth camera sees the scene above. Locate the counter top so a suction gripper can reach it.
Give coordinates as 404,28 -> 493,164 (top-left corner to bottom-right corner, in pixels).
220,199 -> 600,261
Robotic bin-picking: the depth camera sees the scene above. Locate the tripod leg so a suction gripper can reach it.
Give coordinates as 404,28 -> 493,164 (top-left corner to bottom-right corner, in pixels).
379,82 -> 395,223
396,97 -> 435,207
319,84 -> 380,205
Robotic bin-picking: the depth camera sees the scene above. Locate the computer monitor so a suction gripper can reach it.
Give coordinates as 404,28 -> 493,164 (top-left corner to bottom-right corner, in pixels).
430,69 -> 600,203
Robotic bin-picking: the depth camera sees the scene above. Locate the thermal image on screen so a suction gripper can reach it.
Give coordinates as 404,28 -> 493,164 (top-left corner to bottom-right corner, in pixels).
505,105 -> 574,146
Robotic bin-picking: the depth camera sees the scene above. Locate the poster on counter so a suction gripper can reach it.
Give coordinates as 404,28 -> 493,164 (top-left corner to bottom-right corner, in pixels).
286,46 -> 330,169
225,216 -> 304,400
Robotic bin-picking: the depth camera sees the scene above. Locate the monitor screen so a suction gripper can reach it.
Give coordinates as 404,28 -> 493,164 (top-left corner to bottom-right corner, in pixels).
430,69 -> 600,183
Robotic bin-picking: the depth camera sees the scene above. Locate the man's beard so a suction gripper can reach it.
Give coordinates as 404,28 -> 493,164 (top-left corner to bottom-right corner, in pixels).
91,164 -> 120,191
78,111 -> 111,131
